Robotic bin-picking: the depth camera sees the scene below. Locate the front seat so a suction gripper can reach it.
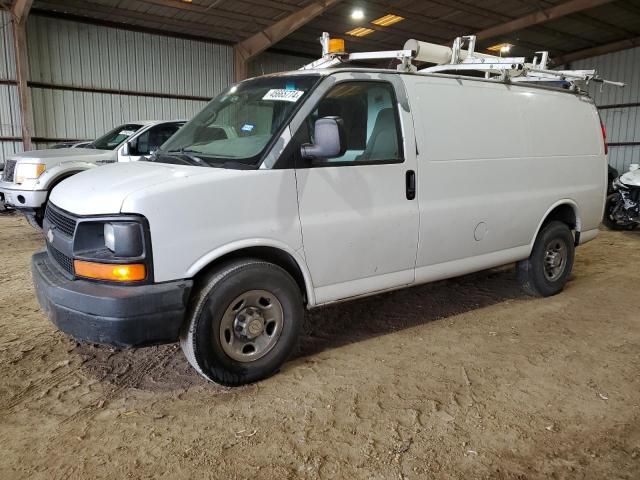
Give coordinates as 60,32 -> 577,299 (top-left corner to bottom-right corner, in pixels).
357,108 -> 398,162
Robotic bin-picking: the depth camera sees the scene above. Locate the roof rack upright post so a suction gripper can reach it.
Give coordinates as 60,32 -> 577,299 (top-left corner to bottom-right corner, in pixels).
320,32 -> 331,57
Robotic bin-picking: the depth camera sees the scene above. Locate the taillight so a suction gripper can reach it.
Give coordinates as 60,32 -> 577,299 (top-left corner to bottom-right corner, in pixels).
600,119 -> 608,155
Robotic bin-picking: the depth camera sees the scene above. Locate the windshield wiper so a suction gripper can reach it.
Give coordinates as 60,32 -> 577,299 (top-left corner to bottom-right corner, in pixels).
165,149 -> 209,167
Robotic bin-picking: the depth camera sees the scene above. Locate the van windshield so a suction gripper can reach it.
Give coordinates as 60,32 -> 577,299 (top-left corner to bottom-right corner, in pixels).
155,74 -> 320,168
91,123 -> 144,150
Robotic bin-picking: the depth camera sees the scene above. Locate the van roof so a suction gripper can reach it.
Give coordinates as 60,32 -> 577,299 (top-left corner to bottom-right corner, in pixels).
129,119 -> 187,126
256,68 -> 593,99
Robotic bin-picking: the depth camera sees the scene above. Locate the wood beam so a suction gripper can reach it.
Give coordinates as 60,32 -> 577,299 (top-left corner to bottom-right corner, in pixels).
11,0 -> 32,24
233,0 -> 344,81
554,36 -> 640,64
11,0 -> 34,151
474,0 -> 616,41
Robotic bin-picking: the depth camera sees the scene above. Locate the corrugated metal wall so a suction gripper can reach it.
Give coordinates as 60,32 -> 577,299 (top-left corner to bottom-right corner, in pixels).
0,12 -> 315,163
568,46 -> 640,173
0,11 -> 23,161
249,51 -> 311,77
27,15 -> 233,147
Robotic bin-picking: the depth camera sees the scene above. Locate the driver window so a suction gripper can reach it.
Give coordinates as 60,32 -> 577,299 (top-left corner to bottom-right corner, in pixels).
299,81 -> 403,166
134,123 -> 184,155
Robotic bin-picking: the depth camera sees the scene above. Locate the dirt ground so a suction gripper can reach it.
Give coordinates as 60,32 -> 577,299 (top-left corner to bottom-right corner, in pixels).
0,211 -> 638,480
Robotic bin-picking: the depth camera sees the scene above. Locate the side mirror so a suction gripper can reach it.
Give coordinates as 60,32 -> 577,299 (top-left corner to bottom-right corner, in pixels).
121,141 -> 131,156
124,138 -> 142,156
301,116 -> 346,160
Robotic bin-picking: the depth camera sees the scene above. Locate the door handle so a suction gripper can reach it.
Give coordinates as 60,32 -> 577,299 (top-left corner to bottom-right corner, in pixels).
406,170 -> 416,200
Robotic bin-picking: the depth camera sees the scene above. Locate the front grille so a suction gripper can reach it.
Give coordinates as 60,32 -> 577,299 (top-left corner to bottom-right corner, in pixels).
2,159 -> 16,182
48,244 -> 74,275
45,204 -> 77,237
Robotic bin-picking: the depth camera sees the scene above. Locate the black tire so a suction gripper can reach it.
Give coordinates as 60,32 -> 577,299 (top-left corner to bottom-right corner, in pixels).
24,207 -> 44,230
180,259 -> 304,386
602,193 -> 638,231
517,221 -> 575,297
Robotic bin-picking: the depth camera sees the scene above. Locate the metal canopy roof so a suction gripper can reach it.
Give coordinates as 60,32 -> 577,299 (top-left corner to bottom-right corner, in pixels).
4,0 -> 640,64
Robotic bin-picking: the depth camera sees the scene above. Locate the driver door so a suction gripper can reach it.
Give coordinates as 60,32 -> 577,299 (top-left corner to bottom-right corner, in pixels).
294,75 -> 419,305
120,122 -> 185,162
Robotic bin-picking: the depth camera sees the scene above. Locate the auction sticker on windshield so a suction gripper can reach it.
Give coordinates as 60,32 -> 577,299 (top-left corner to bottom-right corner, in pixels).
262,89 -> 305,102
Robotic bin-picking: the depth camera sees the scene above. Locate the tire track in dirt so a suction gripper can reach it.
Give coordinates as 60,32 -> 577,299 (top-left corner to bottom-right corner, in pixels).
0,367 -> 79,413
60,346 -> 179,425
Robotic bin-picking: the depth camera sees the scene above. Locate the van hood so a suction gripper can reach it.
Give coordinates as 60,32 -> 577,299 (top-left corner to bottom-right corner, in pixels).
12,148 -> 113,166
49,161 -> 217,215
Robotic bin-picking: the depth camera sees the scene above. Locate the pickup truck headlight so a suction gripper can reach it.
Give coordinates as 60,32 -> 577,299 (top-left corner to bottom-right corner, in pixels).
15,163 -> 46,184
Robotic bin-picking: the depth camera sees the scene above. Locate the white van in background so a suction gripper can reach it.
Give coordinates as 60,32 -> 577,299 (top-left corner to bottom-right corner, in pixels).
31,38 -> 608,386
0,120 -> 185,228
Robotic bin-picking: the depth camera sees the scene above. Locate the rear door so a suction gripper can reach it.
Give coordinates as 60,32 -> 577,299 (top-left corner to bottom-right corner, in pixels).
293,73 -> 419,304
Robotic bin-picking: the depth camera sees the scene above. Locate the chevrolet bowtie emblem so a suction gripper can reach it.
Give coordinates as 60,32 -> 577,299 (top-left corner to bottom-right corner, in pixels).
47,228 -> 54,243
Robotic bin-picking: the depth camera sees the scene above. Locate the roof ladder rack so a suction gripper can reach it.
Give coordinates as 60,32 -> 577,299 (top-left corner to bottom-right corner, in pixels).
302,32 -> 625,92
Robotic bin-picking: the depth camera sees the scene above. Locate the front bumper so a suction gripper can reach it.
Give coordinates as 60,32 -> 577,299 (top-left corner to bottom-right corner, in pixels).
0,181 -> 48,209
32,251 -> 193,348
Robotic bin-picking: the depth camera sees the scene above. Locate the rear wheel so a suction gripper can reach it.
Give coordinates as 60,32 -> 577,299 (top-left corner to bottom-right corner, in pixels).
180,259 -> 304,386
602,193 -> 638,231
517,221 -> 575,297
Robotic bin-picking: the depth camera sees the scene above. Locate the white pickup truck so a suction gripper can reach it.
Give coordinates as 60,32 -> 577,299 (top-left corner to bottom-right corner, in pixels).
0,120 -> 185,227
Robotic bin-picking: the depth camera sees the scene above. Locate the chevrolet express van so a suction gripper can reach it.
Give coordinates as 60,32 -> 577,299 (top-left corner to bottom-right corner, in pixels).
32,68 -> 607,386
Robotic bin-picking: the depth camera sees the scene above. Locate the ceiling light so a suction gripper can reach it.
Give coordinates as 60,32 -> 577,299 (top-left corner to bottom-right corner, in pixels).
346,27 -> 374,37
351,9 -> 365,20
487,42 -> 514,53
371,14 -> 405,27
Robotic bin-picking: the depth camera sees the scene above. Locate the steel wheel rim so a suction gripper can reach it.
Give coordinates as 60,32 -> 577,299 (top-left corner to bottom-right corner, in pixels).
543,239 -> 567,282
219,289 -> 284,363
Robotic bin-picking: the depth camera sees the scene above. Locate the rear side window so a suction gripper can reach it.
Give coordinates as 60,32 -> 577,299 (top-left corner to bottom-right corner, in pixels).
296,81 -> 404,166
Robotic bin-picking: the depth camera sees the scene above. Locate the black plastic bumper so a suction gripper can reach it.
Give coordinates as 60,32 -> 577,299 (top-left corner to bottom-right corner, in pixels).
32,251 -> 193,348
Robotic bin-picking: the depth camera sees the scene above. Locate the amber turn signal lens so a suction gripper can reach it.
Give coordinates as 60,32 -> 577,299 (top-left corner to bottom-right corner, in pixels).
74,260 -> 146,282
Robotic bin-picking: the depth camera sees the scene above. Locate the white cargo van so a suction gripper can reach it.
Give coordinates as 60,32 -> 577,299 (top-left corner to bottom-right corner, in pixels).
32,35 -> 609,386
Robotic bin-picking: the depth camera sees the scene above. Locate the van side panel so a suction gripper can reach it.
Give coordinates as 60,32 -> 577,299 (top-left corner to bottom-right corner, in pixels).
402,75 -> 605,281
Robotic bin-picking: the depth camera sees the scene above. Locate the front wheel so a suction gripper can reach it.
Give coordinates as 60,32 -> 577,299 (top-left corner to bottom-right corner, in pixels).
602,193 -> 638,231
180,259 -> 304,386
24,207 -> 45,230
517,221 -> 575,297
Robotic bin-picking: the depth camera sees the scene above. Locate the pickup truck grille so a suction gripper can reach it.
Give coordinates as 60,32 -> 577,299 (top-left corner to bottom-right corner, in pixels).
45,204 -> 77,237
48,244 -> 74,275
2,159 -> 16,182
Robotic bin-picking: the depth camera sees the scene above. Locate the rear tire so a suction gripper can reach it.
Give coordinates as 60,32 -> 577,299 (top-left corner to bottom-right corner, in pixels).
602,193 -> 638,231
517,221 -> 575,297
180,259 -> 304,386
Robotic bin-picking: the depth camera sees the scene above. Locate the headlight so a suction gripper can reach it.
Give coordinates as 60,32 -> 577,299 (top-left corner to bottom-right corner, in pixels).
71,218 -> 150,283
104,223 -> 115,251
103,222 -> 144,257
15,163 -> 46,183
